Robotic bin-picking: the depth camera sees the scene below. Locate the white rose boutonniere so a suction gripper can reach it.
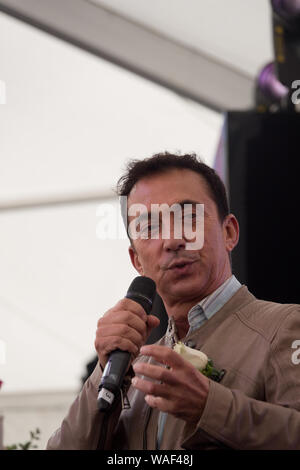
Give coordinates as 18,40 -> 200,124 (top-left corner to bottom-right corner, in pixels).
173,342 -> 225,382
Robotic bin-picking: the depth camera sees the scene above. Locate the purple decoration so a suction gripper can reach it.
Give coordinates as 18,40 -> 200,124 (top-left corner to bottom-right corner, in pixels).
257,62 -> 289,100
272,0 -> 300,17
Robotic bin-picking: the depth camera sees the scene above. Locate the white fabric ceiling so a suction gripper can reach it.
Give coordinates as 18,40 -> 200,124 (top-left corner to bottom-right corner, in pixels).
0,13 -> 221,201
0,12 -> 222,392
92,0 -> 274,76
0,1 -> 275,393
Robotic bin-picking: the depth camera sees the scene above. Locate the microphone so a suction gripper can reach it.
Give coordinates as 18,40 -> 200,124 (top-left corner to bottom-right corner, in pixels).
97,276 -> 156,412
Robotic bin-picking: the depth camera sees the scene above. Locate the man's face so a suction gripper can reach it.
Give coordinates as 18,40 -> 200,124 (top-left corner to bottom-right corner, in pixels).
128,168 -> 239,306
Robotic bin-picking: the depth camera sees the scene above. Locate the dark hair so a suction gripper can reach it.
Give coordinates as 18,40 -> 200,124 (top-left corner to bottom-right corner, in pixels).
116,152 -> 229,222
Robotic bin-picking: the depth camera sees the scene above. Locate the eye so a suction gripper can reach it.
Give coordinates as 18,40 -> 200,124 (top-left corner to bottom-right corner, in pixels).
184,212 -> 196,220
149,223 -> 160,236
140,222 -> 159,237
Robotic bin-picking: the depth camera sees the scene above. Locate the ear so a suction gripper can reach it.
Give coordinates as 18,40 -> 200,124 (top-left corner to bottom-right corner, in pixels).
129,244 -> 144,276
223,214 -> 239,253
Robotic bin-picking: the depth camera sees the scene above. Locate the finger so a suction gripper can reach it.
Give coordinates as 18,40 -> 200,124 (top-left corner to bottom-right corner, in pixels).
98,311 -> 148,339
95,335 -> 139,358
114,298 -> 148,322
144,395 -> 171,412
144,394 -> 203,422
146,315 -> 160,335
133,362 -> 178,386
97,323 -> 144,348
140,345 -> 186,369
131,376 -> 173,399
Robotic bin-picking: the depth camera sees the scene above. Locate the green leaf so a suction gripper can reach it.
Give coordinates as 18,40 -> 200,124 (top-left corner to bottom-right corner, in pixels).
19,441 -> 31,450
5,444 -> 18,450
5,427 -> 42,450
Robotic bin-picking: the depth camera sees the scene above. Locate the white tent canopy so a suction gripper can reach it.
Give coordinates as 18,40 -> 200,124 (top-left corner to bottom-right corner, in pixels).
0,2 -> 278,450
0,0 -> 275,394
0,0 -> 274,111
0,11 -> 223,393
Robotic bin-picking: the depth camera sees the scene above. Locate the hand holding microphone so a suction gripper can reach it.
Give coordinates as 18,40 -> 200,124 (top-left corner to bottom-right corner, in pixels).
94,276 -> 159,411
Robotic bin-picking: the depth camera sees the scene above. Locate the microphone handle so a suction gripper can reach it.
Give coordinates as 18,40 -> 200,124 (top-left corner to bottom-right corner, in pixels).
97,350 -> 131,411
97,280 -> 155,412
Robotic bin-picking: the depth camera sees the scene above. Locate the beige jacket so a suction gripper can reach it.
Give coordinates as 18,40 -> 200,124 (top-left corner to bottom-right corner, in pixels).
47,286 -> 300,450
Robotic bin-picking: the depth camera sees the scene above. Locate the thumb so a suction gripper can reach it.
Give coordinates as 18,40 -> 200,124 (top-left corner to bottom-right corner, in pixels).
146,314 -> 160,335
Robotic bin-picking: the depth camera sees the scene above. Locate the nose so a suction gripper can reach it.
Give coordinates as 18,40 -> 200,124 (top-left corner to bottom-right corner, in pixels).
162,233 -> 186,252
160,211 -> 188,252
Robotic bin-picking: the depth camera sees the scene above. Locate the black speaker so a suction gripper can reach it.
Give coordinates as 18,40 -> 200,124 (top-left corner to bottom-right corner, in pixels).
226,111 -> 300,304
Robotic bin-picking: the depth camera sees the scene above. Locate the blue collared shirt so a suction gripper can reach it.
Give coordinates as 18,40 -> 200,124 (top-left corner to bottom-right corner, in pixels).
186,275 -> 241,336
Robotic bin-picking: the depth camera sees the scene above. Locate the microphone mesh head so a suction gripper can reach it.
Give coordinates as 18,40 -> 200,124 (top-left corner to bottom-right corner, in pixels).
127,276 -> 156,302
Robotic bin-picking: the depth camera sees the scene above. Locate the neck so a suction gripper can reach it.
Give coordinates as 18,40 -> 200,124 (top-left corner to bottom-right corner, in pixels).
162,273 -> 233,339
173,317 -> 190,340
163,298 -> 199,340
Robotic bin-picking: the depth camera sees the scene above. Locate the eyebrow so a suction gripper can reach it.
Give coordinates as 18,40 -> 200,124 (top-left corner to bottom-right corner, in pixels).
133,212 -> 149,225
131,200 -> 202,225
178,199 -> 201,207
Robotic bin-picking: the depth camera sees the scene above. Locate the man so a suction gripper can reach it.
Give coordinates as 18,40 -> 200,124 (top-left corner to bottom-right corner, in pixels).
47,152 -> 300,450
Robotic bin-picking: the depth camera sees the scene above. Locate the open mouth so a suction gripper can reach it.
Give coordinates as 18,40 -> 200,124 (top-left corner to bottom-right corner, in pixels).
168,260 -> 196,273
172,262 -> 190,268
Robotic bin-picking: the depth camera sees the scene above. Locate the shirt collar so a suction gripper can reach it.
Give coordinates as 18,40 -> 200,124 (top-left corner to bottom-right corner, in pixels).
165,275 -> 241,344
187,275 -> 241,333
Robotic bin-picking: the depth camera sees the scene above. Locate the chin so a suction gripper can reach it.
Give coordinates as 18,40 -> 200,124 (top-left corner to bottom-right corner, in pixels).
162,277 -> 202,299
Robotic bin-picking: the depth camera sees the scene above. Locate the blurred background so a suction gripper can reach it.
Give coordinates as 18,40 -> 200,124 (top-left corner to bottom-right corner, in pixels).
0,0 -> 299,449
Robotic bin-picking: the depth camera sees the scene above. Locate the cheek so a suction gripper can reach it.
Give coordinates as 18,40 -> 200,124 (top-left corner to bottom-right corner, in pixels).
135,241 -> 160,270
203,225 -> 224,250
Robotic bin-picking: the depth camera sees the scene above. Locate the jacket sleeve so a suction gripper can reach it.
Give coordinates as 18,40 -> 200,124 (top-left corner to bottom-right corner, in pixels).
181,308 -> 300,450
46,361 -> 124,450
